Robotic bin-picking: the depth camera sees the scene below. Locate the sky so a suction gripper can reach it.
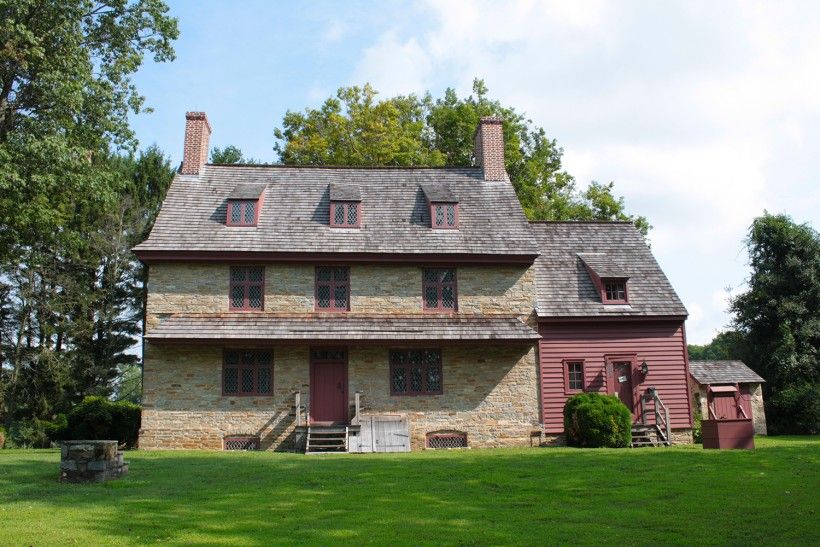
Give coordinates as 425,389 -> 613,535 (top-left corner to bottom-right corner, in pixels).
129,0 -> 820,344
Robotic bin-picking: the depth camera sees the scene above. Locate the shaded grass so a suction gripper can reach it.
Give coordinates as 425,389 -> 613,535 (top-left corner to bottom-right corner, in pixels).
1,436 -> 818,545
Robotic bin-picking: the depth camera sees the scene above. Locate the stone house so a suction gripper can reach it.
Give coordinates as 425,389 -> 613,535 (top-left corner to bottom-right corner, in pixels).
689,360 -> 767,435
134,112 -> 694,451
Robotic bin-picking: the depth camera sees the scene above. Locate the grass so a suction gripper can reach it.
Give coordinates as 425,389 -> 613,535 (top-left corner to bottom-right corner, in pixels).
1,437 -> 818,546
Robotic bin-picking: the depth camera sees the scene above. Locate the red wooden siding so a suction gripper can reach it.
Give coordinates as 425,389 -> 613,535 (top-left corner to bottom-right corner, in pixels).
538,320 -> 692,433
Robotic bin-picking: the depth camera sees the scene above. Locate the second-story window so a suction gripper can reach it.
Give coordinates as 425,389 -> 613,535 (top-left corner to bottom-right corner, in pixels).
431,202 -> 458,229
316,266 -> 349,311
330,201 -> 360,228
423,268 -> 457,311
230,266 -> 264,310
227,199 -> 258,226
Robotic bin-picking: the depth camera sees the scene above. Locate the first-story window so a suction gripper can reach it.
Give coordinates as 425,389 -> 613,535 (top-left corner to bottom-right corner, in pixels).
390,349 -> 443,395
223,349 -> 272,396
230,266 -> 264,310
565,361 -> 585,392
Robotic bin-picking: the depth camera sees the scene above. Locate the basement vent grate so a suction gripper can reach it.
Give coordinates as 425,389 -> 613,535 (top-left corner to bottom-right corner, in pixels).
224,436 -> 260,451
427,433 -> 468,449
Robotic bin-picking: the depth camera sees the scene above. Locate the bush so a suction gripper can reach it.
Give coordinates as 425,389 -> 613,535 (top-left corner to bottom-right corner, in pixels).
563,392 -> 632,448
65,396 -> 141,447
0,426 -> 6,449
7,419 -> 50,448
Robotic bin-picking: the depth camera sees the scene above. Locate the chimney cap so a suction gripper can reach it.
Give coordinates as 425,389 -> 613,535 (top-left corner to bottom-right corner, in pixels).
185,111 -> 211,132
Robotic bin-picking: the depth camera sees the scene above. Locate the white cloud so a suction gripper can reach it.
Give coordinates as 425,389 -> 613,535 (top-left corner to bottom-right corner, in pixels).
347,0 -> 819,343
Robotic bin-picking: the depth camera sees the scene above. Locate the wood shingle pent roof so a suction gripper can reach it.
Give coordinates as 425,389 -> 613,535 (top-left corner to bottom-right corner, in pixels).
145,314 -> 540,342
530,222 -> 688,318
133,165 -> 538,260
689,360 -> 765,384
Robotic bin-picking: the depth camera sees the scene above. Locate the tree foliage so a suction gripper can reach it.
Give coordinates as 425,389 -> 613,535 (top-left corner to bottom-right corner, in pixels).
687,330 -> 747,361
274,80 -> 649,233
730,213 -> 820,434
0,0 -> 178,430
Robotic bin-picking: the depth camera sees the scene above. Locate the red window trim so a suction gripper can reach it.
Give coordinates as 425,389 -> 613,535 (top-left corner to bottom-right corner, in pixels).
563,359 -> 586,394
602,278 -> 628,304
430,202 -> 459,229
422,268 -> 458,312
226,198 -> 262,227
222,349 -> 273,397
389,349 -> 443,396
229,266 -> 265,311
314,266 -> 350,312
329,200 -> 362,228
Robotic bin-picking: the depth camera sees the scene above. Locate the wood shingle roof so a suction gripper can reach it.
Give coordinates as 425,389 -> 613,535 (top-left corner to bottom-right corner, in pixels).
689,360 -> 765,384
530,221 -> 687,318
134,165 -> 538,259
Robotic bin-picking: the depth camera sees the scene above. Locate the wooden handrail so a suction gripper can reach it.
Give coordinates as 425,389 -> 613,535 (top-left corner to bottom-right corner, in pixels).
652,391 -> 671,444
294,391 -> 302,427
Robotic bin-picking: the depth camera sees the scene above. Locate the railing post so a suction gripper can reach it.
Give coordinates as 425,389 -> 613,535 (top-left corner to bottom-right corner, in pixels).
294,391 -> 301,427
353,391 -> 361,425
664,407 -> 671,444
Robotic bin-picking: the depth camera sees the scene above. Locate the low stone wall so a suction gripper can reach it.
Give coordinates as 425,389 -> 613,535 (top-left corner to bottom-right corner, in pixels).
60,440 -> 128,483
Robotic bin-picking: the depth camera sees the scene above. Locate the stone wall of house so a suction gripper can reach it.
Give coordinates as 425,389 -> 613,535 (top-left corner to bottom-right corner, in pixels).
690,380 -> 767,435
146,263 -> 535,327
139,343 -> 540,450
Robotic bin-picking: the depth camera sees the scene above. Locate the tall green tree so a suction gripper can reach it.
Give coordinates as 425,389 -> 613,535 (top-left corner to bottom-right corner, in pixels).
731,213 -> 820,434
0,0 -> 178,429
275,80 -> 649,233
687,330 -> 746,361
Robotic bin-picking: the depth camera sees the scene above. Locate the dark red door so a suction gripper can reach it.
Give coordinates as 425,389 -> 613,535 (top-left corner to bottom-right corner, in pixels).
612,362 -> 635,414
310,358 -> 348,424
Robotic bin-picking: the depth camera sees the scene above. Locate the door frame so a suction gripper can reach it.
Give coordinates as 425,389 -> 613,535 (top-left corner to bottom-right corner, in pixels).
605,354 -> 638,417
309,347 -> 349,425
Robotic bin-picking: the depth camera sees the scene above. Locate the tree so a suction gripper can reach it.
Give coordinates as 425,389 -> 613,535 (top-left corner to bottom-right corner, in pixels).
274,80 -> 649,233
210,145 -> 258,164
731,213 -> 820,434
688,330 -> 746,361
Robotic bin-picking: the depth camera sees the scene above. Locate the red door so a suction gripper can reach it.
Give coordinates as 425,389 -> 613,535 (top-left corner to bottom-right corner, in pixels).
612,361 -> 635,414
310,355 -> 348,425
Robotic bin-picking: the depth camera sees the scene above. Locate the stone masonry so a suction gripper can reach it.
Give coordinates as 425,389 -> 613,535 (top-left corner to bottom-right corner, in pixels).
140,343 -> 540,450
141,261 -> 539,450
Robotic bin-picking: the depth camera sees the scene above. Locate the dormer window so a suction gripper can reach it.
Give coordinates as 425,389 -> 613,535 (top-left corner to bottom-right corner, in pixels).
603,279 -> 628,303
421,183 -> 458,230
328,183 -> 362,228
330,201 -> 360,227
577,253 -> 630,305
431,203 -> 458,229
227,200 -> 257,226
226,183 -> 266,227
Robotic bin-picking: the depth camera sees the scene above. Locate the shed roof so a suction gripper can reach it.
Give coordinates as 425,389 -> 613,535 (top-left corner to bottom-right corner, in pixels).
145,314 -> 540,342
134,165 -> 537,259
578,253 -> 628,278
329,182 -> 362,201
689,360 -> 765,384
228,183 -> 267,200
530,222 -> 687,318
420,183 -> 457,202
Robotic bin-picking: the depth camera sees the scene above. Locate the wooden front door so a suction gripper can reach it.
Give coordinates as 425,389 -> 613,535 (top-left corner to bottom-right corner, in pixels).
612,361 -> 635,414
310,350 -> 348,425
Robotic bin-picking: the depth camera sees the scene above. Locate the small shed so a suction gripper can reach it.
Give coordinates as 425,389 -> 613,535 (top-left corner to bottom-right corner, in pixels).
689,360 -> 767,435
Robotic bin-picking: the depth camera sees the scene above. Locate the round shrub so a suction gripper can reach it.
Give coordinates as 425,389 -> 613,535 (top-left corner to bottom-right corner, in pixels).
66,396 -> 141,447
563,392 -> 632,448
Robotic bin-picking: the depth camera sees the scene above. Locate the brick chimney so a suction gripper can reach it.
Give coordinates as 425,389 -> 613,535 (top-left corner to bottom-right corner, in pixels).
473,117 -> 506,181
181,111 -> 212,175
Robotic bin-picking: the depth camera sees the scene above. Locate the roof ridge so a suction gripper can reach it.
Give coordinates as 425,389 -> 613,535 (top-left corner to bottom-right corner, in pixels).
529,220 -> 634,225
206,163 -> 482,170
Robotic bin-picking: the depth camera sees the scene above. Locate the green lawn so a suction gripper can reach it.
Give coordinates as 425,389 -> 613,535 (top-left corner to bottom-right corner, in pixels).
1,437 -> 818,546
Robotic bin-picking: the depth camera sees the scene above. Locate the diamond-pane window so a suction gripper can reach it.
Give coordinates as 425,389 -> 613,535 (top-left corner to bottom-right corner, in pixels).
229,266 -> 264,310
227,200 -> 258,226
427,433 -> 467,449
222,349 -> 273,397
422,268 -> 457,312
431,202 -> 458,229
330,201 -> 360,227
390,349 -> 442,395
315,266 -> 349,311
